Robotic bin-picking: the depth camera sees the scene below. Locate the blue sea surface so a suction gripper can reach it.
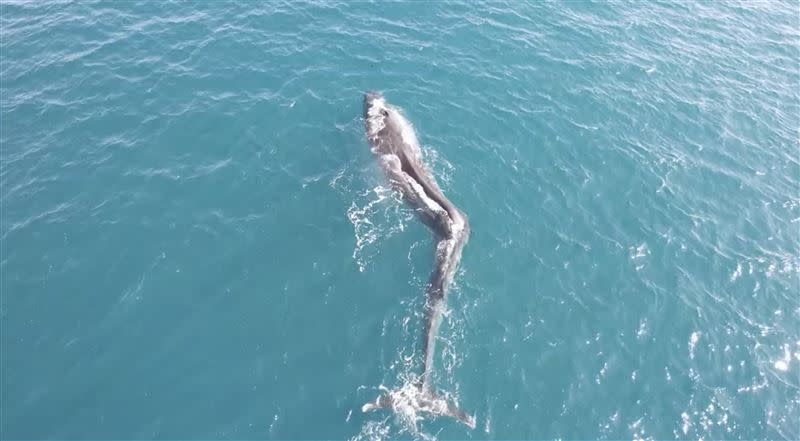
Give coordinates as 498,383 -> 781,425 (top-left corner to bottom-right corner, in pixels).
2,1 -> 798,439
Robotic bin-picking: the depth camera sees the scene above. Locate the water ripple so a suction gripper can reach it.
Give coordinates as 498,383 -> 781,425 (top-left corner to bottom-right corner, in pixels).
1,1 -> 798,440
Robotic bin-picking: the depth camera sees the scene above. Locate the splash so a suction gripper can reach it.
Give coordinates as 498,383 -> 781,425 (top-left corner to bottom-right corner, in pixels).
356,283 -> 472,439
362,380 -> 470,437
345,185 -> 410,272
689,331 -> 701,360
365,96 -> 388,143
350,419 -> 391,441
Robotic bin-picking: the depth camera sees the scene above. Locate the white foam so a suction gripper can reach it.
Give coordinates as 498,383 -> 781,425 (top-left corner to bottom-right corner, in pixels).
636,319 -> 648,339
681,411 -> 691,435
350,420 -> 390,441
630,243 -> 649,259
730,262 -> 742,282
365,97 -> 388,142
346,185 -> 408,272
773,343 -> 793,372
689,331 -> 701,360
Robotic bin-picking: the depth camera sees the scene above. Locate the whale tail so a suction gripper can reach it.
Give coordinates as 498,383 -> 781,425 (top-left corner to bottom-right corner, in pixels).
361,384 -> 476,429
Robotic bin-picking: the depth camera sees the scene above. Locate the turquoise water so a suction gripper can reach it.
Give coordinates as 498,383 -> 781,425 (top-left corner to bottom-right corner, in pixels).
2,1 -> 799,439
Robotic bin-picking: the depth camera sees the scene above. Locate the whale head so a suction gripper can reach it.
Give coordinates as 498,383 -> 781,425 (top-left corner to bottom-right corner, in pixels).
363,91 -> 391,143
363,90 -> 383,111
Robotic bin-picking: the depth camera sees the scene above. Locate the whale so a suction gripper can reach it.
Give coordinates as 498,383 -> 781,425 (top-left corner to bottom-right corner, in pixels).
360,91 -> 474,429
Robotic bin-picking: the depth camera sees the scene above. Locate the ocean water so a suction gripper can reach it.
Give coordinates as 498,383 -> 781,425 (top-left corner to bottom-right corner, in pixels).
2,1 -> 798,439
